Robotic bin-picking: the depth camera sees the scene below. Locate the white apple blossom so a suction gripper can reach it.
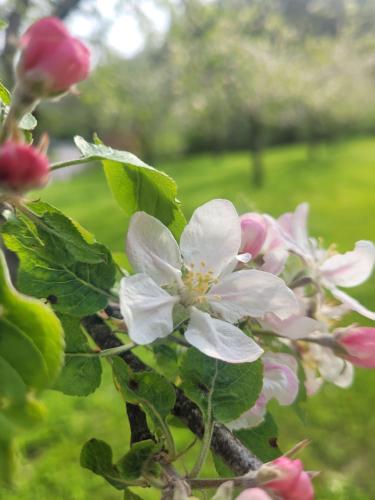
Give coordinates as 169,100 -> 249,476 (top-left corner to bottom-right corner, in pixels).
228,353 -> 299,429
301,342 -> 354,395
120,199 -> 300,363
277,203 -> 375,320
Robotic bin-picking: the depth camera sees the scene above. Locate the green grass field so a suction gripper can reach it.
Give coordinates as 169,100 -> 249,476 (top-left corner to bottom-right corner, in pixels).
2,137 -> 375,499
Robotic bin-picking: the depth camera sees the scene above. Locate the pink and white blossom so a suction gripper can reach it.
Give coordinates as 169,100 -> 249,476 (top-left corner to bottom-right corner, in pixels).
336,327 -> 375,369
120,199 -> 300,363
229,353 -> 299,429
277,203 -> 375,320
301,343 -> 353,395
240,213 -> 268,258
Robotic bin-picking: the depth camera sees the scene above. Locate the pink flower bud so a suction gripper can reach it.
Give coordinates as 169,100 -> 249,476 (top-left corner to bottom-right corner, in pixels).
0,141 -> 50,192
337,327 -> 375,368
240,213 -> 267,258
17,17 -> 90,97
265,457 -> 314,500
236,488 -> 272,499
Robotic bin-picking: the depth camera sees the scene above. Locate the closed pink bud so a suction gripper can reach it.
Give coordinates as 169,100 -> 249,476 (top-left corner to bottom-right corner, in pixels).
265,457 -> 314,500
240,213 -> 267,258
337,327 -> 375,369
0,141 -> 50,192
17,17 -> 90,97
236,488 -> 272,499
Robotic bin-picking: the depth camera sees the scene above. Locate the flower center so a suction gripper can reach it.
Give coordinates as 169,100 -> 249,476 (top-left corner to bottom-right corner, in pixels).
181,261 -> 218,306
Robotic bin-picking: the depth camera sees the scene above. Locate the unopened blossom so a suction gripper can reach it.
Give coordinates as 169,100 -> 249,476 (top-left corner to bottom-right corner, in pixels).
336,327 -> 375,369
278,203 -> 375,320
229,353 -> 299,429
263,457 -> 314,500
239,212 -> 289,275
301,342 -> 353,395
240,213 -> 267,258
120,199 -> 300,363
236,488 -> 272,500
0,140 -> 49,192
17,17 -> 90,97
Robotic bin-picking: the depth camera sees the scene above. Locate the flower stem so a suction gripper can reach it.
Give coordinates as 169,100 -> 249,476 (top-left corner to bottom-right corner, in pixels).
66,342 -> 135,358
50,157 -> 94,171
189,362 -> 218,478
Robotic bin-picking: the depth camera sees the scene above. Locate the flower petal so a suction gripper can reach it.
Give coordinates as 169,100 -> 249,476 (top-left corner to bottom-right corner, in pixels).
310,344 -> 354,388
126,212 -> 182,286
185,307 -> 263,363
120,274 -> 178,344
320,240 -> 375,287
260,250 -> 288,275
180,199 -> 241,278
262,353 -> 299,406
278,203 -> 311,257
329,286 -> 375,321
261,313 -> 326,340
208,270 -> 299,322
228,395 -> 267,430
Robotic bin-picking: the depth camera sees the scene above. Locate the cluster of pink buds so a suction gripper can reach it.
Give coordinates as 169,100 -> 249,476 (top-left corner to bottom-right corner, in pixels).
0,17 -> 90,195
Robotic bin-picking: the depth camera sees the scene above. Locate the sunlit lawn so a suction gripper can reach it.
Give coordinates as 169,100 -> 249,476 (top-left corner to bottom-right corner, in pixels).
2,137 -> 375,499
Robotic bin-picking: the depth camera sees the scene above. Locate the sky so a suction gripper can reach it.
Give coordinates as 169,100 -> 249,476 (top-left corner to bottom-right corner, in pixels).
68,0 -> 170,57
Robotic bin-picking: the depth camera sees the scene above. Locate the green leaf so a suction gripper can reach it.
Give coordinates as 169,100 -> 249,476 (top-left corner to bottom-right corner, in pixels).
180,348 -> 263,423
0,432 -> 17,485
1,202 -> 116,316
124,489 -> 143,500
117,440 -> 160,481
53,315 -> 102,396
152,342 -> 179,380
0,251 -> 64,388
74,136 -> 186,238
112,358 -> 176,426
80,438 -> 125,490
0,20 -> 8,31
234,413 -> 281,462
0,252 -> 63,484
0,82 -> 10,105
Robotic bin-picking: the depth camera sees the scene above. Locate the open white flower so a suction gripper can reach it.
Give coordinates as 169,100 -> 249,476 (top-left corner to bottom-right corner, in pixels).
120,199 -> 300,363
278,203 -> 375,320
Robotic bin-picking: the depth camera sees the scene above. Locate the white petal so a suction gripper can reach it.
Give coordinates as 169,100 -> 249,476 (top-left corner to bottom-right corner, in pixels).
126,212 -> 182,286
329,286 -> 375,321
228,398 -> 266,430
184,307 -> 263,363
278,203 -> 311,256
320,240 -> 375,287
262,353 -> 299,406
261,313 -> 326,340
180,199 -> 241,278
310,344 -> 354,389
208,270 -> 299,322
260,250 -> 288,275
120,274 -> 179,344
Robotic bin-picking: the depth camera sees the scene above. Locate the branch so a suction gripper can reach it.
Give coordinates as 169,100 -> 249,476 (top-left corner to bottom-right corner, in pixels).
1,0 -> 31,88
82,315 -> 263,475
